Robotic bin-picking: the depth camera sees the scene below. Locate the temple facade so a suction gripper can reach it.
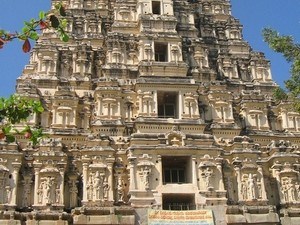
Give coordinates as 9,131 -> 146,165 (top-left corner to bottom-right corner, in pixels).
1,0 -> 300,224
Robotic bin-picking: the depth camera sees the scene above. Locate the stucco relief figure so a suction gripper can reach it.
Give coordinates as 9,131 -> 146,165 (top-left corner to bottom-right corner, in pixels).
93,171 -> 104,200
40,177 -> 56,205
141,167 -> 151,190
288,179 -> 296,202
23,187 -> 31,207
241,175 -> 248,200
225,177 -> 234,202
103,180 -> 110,200
204,167 -> 214,189
247,174 -> 257,200
240,173 -> 259,200
55,189 -> 61,203
69,181 -> 78,207
5,185 -> 12,204
87,175 -> 94,200
61,56 -> 72,77
117,177 -> 125,202
0,177 -> 8,203
281,177 -> 298,202
37,181 -> 44,204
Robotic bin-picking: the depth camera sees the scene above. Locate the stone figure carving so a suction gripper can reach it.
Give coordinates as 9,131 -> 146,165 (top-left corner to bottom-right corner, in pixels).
247,173 -> 257,200
69,180 -> 78,207
38,176 -> 57,205
117,176 -> 125,202
240,173 -> 261,201
225,177 -> 234,202
87,175 -> 94,200
94,171 -> 105,200
103,180 -> 110,200
204,167 -> 214,189
5,185 -> 12,204
55,189 -> 61,203
87,171 -> 107,201
281,177 -> 298,202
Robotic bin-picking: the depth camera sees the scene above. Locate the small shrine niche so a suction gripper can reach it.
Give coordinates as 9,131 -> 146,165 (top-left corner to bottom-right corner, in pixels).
271,162 -> 300,204
137,154 -> 155,191
87,158 -> 109,203
0,163 -> 10,205
198,155 -> 224,192
166,127 -> 185,147
114,158 -> 128,203
234,158 -> 267,203
37,162 -> 63,206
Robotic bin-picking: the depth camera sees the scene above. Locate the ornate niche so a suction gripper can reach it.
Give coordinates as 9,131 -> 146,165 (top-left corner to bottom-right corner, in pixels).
86,158 -> 110,204
199,155 -> 225,192
0,162 -> 10,206
234,158 -> 267,204
137,154 -> 155,191
271,161 -> 300,205
35,161 -> 65,208
114,158 -> 128,203
32,138 -> 67,209
166,126 -> 186,147
198,155 -> 227,205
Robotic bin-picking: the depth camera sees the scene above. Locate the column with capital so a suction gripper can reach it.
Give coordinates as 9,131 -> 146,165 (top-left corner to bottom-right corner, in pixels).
9,162 -> 21,206
234,166 -> 242,201
33,168 -> 41,205
216,162 -> 225,191
128,156 -> 137,190
192,156 -> 198,186
82,163 -> 89,203
59,169 -> 65,205
257,166 -> 267,200
106,158 -> 115,202
157,155 -> 163,186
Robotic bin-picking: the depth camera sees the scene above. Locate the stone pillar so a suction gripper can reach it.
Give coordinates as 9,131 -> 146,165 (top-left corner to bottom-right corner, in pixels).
157,155 -> 163,186
178,91 -> 183,119
106,159 -> 115,202
139,95 -> 143,114
257,166 -> 267,200
192,156 -> 197,186
128,156 -> 137,190
10,163 -> 21,206
153,91 -> 157,115
234,166 -> 242,201
82,163 -> 89,202
273,168 -> 283,203
59,169 -> 65,205
34,168 -> 40,205
217,162 -> 225,191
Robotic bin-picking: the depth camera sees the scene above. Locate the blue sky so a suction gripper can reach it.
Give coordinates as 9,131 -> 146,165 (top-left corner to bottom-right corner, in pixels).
0,1 -> 299,97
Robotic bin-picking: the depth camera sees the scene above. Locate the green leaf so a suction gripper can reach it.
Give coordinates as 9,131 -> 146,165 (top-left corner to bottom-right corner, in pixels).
2,125 -> 11,134
22,26 -> 30,34
6,135 -> 15,143
29,32 -> 39,41
60,19 -> 68,29
36,106 -> 44,113
39,11 -> 45,20
60,33 -> 69,42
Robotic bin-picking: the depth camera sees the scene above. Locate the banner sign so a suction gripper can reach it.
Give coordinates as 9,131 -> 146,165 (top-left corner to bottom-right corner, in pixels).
148,209 -> 215,225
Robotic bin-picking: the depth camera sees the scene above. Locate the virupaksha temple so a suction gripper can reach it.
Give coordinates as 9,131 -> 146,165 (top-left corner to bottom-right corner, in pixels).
1,0 -> 300,224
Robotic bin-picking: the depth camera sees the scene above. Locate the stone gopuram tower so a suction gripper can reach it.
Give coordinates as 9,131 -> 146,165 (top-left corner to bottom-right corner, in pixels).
2,0 -> 300,224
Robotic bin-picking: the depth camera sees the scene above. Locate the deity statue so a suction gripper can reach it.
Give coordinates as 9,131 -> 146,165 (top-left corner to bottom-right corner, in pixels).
204,167 -> 213,189
69,181 -> 78,207
117,177 -> 125,202
247,174 -> 257,200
